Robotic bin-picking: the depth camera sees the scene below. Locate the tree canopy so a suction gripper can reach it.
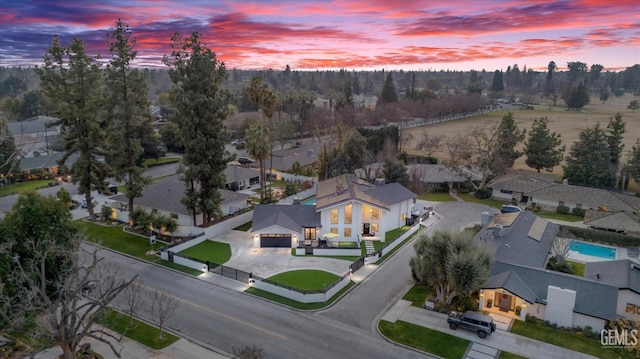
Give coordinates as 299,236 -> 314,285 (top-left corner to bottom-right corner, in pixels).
378,72 -> 398,104
563,122 -> 612,187
491,112 -> 525,175
524,117 -> 565,172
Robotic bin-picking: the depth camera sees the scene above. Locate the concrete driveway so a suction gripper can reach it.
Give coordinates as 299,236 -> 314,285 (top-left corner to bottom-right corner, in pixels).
212,230 -> 354,278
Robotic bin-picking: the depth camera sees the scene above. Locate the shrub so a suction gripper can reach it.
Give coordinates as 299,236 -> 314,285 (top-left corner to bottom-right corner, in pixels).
559,225 -> 640,247
572,208 -> 586,217
515,305 -> 521,315
474,188 -> 492,199
556,205 -> 570,214
100,205 -> 113,222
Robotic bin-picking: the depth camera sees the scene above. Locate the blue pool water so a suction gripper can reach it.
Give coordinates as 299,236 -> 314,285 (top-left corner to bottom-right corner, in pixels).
569,241 -> 616,259
302,197 -> 316,205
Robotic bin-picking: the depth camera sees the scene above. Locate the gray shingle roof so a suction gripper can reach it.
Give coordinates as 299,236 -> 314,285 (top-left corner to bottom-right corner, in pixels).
526,185 -> 638,212
483,271 -> 538,304
252,204 -> 321,232
7,116 -> 59,135
224,165 -> 259,184
19,152 -> 79,171
584,211 -> 640,233
488,178 -> 553,193
584,259 -> 640,294
487,262 -> 619,320
475,211 -> 558,268
316,174 -> 416,211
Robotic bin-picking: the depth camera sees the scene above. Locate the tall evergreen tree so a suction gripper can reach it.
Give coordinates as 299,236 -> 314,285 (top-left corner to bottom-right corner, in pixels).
626,139 -> 640,184
606,112 -> 626,187
524,117 -> 565,172
104,20 -> 153,224
163,32 -> 229,225
563,123 -> 612,187
491,112 -> 525,175
0,116 -> 19,179
565,80 -> 590,110
378,72 -> 398,104
490,70 -> 504,92
37,36 -> 110,220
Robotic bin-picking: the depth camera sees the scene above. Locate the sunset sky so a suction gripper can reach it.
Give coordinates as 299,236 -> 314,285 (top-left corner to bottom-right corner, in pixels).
1,0 -> 638,72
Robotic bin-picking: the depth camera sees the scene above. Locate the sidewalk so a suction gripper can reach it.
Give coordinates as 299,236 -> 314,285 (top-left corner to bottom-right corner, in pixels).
382,300 -> 598,359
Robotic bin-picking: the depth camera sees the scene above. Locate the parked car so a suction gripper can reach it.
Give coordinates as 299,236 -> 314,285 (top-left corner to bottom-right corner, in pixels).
447,310 -> 496,339
81,197 -> 98,209
500,204 -> 523,213
238,157 -> 253,165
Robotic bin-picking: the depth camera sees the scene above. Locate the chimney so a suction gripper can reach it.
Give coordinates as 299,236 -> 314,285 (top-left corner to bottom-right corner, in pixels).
481,211 -> 491,227
293,197 -> 302,205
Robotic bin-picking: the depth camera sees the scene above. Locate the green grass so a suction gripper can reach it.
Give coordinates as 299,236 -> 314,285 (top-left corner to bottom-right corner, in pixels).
142,157 -> 180,167
245,281 -> 355,309
178,240 -> 231,265
385,226 -> 410,242
457,193 -> 505,209
376,225 -> 424,264
0,179 -> 54,197
510,320 -> 634,359
499,352 -> 528,359
267,270 -> 340,291
71,221 -> 166,262
418,192 -> 455,202
233,221 -> 252,231
378,320 -> 469,359
402,284 -> 433,307
567,260 -> 585,276
535,212 -> 584,222
97,309 -> 180,350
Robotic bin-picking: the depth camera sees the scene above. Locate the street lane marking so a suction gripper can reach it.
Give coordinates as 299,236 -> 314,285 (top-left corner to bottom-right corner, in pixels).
139,283 -> 287,341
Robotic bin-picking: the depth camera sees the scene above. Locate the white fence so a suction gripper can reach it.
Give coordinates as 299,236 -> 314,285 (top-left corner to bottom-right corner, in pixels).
167,253 -> 208,272
202,211 -> 253,238
251,276 -> 351,303
277,186 -> 317,204
313,248 -> 361,256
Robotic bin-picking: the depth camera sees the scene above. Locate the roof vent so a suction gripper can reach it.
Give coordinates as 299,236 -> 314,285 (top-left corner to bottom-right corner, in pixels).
374,178 -> 385,186
596,273 -> 600,279
493,225 -> 503,238
631,264 -> 640,271
292,197 -> 302,205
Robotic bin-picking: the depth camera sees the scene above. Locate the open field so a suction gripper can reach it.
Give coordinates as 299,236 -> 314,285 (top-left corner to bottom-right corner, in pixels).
404,93 -> 640,180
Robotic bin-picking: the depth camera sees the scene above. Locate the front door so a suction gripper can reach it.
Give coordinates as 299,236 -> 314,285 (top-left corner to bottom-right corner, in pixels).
363,223 -> 370,235
498,293 -> 512,312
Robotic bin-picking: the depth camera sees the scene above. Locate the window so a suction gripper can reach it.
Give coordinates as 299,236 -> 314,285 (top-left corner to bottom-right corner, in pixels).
170,213 -> 179,219
344,204 -> 352,224
304,227 -> 316,240
331,228 -> 338,234
626,303 -> 637,314
559,201 -> 565,207
576,203 -> 582,209
371,208 -> 380,220
401,213 -> 407,221
371,223 -> 379,233
344,228 -> 352,237
331,208 -> 338,224
500,189 -> 513,194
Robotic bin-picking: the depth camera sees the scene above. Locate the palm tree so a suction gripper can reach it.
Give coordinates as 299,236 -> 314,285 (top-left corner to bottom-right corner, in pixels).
245,123 -> 271,200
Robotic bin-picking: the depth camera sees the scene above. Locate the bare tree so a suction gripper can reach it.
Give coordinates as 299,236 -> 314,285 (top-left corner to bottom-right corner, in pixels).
417,130 -> 443,158
0,245 -> 137,359
551,237 -> 570,260
444,124 -> 500,190
149,288 -> 179,341
122,278 -> 145,328
233,344 -> 266,359
0,113 -> 20,177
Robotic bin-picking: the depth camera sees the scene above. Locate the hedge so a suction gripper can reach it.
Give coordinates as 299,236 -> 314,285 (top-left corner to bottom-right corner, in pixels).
559,225 -> 640,247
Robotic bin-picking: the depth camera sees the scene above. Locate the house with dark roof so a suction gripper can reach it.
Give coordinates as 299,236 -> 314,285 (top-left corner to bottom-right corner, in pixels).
251,174 -> 417,248
252,142 -> 321,173
476,211 -> 619,331
583,210 -> 640,238
110,175 -> 250,227
224,165 -> 259,191
355,163 -> 479,190
584,260 -> 640,320
8,116 -> 61,157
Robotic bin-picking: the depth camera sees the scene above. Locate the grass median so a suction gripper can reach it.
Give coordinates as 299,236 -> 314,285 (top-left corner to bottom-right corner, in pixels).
378,320 -> 469,359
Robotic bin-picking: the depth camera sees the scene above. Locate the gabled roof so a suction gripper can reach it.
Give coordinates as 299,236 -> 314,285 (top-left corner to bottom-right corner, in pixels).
111,175 -> 249,215
224,165 -> 259,184
483,270 -> 538,304
252,204 -> 321,232
489,170 -> 558,186
7,116 -> 59,135
253,142 -> 322,172
526,185 -> 639,212
475,211 -> 558,268
488,178 -> 553,193
315,174 -> 416,211
486,262 -> 619,320
584,259 -> 640,295
19,152 -> 79,171
584,210 -> 640,234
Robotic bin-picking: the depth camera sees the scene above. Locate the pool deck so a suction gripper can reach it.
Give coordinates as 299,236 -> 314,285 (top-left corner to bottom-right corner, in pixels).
566,239 -> 638,263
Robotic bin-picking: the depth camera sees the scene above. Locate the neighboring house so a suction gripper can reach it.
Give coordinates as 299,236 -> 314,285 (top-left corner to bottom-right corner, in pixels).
489,172 -> 640,213
584,260 -> 640,321
355,163 -> 480,189
8,116 -> 61,157
256,142 -> 321,173
224,165 -> 259,191
351,93 -> 378,110
18,152 -> 79,173
110,175 -> 250,227
251,174 -> 417,248
476,211 -> 619,331
584,209 -> 640,238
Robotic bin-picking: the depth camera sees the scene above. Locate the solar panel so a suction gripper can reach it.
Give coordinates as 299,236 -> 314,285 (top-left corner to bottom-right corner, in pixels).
528,217 -> 547,242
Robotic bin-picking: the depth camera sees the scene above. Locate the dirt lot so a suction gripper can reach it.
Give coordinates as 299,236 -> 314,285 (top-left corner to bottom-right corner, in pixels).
403,93 -> 640,179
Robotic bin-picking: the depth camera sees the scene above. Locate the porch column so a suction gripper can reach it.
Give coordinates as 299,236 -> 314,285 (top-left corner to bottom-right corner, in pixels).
479,290 -> 485,309
520,303 -> 528,321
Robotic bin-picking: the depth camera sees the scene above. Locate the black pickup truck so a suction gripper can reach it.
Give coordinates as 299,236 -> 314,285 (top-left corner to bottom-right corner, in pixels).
447,310 -> 496,339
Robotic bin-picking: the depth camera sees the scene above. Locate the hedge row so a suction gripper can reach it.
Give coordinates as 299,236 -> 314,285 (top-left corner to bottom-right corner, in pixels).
559,225 -> 640,247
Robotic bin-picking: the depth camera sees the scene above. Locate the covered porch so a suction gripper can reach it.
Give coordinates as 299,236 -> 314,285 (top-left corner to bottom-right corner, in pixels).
479,289 -> 529,322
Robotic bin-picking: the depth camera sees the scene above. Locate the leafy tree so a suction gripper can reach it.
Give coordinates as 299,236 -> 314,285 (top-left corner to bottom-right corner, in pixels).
159,122 -> 184,153
0,75 -> 27,98
378,72 -> 398,104
410,230 -> 491,304
567,61 -> 587,83
0,115 -> 19,179
563,123 -> 612,187
599,87 -> 611,103
163,32 -> 230,225
622,64 -> 640,92
564,80 -> 590,110
56,187 -> 72,207
37,36 -> 111,220
589,64 -> 604,86
545,61 -> 556,93
491,112 -> 525,175
383,159 -> 408,186
628,100 -> 639,111
245,122 -> 271,200
104,20 -> 153,225
626,139 -> 640,184
490,70 -> 504,92
467,70 -> 483,94
20,91 -> 43,119
524,117 -> 565,172
606,113 -> 626,186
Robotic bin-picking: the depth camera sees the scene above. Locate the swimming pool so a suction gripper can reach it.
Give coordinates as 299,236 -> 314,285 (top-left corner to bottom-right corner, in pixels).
302,197 -> 316,205
569,241 -> 616,260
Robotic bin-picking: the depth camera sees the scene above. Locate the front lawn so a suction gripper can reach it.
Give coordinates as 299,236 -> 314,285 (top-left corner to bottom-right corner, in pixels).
385,226 -> 410,242
457,193 -> 504,209
233,221 -> 252,231
97,309 -> 180,350
535,211 -> 584,222
141,157 -> 180,167
402,284 -> 433,307
418,192 -> 454,202
499,352 -> 528,359
378,320 -> 469,359
0,179 -> 54,197
178,240 -> 231,265
510,320 -> 633,359
245,281 -> 355,310
72,221 -> 165,262
267,270 -> 340,291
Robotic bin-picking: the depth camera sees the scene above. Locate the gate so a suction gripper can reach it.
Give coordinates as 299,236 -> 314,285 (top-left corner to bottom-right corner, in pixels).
350,256 -> 365,274
209,263 -> 252,283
